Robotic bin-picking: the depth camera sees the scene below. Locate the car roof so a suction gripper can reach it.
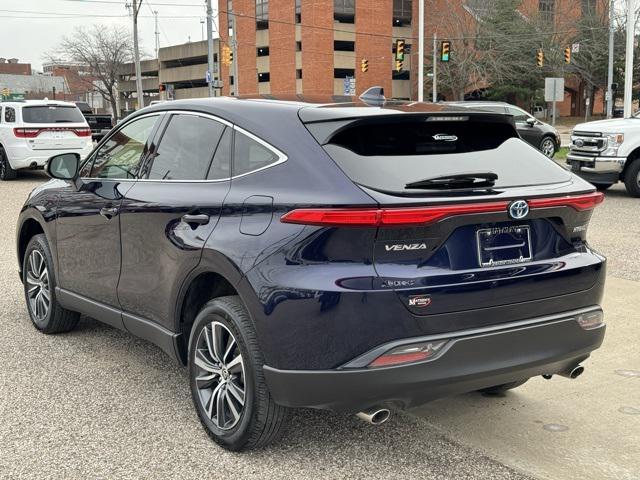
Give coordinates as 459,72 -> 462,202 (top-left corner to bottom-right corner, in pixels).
0,99 -> 78,108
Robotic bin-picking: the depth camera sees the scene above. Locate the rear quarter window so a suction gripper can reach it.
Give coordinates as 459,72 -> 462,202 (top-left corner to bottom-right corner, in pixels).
22,106 -> 85,124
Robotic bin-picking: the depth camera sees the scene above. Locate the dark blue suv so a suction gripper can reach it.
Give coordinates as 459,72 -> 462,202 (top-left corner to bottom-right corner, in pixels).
16,97 -> 606,451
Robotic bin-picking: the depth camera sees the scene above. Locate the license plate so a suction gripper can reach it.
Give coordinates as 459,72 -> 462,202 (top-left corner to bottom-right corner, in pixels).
571,160 -> 581,172
476,225 -> 532,267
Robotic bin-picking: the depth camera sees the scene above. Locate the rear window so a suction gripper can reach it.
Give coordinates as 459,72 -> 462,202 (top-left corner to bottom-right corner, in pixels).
22,106 -> 85,124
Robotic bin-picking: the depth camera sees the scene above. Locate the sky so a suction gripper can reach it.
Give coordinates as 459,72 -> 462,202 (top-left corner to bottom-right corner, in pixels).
0,0 -> 219,71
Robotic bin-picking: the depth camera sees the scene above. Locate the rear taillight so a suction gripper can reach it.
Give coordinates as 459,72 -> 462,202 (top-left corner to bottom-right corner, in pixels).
73,128 -> 92,137
368,340 -> 448,368
13,128 -> 41,138
281,193 -> 604,227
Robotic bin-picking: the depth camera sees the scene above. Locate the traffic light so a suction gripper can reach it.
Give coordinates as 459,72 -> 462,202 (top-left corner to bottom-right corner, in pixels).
440,41 -> 450,62
222,45 -> 233,66
564,47 -> 571,64
395,39 -> 405,61
361,58 -> 369,73
396,60 -> 403,72
536,48 -> 544,67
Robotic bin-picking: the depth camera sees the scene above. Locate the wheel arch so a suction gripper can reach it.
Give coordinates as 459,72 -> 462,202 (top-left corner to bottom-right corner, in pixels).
622,146 -> 640,178
17,215 -> 48,279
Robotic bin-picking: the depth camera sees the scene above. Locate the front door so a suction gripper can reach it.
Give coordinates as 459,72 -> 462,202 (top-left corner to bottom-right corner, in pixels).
507,106 -> 541,148
117,112 -> 232,331
55,114 -> 162,312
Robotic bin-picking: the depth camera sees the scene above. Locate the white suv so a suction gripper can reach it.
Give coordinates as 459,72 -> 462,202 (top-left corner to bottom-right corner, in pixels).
0,100 -> 93,180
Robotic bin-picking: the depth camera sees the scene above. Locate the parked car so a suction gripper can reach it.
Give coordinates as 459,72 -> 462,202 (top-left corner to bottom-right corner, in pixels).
74,101 -> 113,142
568,113 -> 640,196
0,100 -> 93,180
450,101 -> 561,158
17,96 -> 606,451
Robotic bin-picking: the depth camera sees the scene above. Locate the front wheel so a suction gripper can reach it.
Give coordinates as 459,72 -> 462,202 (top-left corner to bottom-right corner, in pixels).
0,148 -> 17,180
624,159 -> 640,197
539,137 -> 557,159
188,296 -> 288,451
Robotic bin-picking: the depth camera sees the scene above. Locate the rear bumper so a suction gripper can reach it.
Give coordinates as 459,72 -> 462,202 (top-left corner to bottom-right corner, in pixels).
6,143 -> 93,169
264,307 -> 605,412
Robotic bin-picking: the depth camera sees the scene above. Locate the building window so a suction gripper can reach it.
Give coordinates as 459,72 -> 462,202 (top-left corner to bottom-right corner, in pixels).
257,46 -> 270,57
334,68 -> 355,79
258,72 -> 270,82
539,0 -> 555,23
393,0 -> 412,26
296,41 -> 302,51
334,0 -> 355,23
334,40 -> 355,52
392,70 -> 410,80
295,0 -> 301,23
230,76 -> 234,85
581,0 -> 595,16
296,69 -> 302,79
256,0 -> 268,30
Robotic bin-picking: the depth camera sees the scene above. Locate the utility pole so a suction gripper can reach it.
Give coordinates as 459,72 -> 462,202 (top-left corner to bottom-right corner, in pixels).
418,0 -> 424,102
607,0 -> 615,118
432,33 -> 437,102
206,0 -> 214,97
624,0 -> 636,118
154,10 -> 160,61
130,1 -> 144,110
230,11 -> 239,95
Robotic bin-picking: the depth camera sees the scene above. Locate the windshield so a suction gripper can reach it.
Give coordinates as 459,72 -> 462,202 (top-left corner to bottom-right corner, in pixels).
22,106 -> 85,124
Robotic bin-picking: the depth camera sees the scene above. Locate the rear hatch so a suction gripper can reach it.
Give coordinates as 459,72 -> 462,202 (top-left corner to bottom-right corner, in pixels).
18,104 -> 90,151
299,105 -> 603,331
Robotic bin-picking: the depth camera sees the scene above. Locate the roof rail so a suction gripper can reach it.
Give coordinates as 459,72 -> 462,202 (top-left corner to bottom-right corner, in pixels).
359,86 -> 386,106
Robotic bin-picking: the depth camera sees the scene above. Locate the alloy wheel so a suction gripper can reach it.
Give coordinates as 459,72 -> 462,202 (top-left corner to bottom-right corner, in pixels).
541,138 -> 555,158
25,250 -> 51,322
194,321 -> 246,430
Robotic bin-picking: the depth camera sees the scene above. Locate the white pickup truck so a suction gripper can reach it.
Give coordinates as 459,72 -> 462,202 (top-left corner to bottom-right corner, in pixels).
568,116 -> 640,196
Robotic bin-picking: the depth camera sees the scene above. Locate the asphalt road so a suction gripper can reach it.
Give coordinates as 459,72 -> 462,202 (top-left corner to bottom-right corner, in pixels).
1,171 -> 638,479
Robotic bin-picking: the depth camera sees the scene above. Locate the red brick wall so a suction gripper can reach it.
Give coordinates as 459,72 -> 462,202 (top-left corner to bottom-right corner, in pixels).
355,0 -> 392,96
269,0 -> 297,94
300,0 -> 334,95
235,0 -> 258,95
0,63 -> 31,75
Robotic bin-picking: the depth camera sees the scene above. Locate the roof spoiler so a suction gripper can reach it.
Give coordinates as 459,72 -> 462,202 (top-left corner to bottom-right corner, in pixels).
359,87 -> 386,106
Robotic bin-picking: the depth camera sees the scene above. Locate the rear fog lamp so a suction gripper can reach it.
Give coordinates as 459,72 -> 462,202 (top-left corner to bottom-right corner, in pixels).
575,311 -> 604,330
368,340 -> 448,368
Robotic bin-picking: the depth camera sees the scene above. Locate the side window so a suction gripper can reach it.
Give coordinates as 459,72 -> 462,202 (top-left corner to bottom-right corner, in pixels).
233,130 -> 280,176
207,127 -> 232,180
506,107 -> 530,122
5,107 -> 16,123
147,114 -> 225,180
89,115 -> 158,179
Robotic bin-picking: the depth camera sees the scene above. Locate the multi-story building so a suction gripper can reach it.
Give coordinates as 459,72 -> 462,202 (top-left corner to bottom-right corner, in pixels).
0,58 -> 32,76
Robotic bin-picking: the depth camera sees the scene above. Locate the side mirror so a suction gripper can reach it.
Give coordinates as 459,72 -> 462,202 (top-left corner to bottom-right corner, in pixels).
526,117 -> 537,127
46,153 -> 80,180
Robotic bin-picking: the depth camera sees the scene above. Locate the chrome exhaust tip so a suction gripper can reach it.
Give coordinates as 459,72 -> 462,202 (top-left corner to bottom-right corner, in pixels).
558,364 -> 585,379
356,407 -> 391,425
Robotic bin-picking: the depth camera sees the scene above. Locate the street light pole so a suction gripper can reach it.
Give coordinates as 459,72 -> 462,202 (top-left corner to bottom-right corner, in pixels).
606,0 -> 615,118
418,0 -> 424,102
206,0 -> 214,97
623,0 -> 636,118
131,0 -> 144,109
432,33 -> 437,102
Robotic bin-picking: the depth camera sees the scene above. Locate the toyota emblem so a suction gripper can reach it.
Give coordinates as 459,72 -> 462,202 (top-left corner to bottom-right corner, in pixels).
508,200 -> 530,220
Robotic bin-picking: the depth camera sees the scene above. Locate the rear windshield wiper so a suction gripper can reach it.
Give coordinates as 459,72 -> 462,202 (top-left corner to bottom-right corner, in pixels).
405,172 -> 498,190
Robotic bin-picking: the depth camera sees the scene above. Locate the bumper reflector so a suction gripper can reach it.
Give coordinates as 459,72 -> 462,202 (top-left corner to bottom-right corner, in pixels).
368,340 -> 448,368
575,310 -> 604,330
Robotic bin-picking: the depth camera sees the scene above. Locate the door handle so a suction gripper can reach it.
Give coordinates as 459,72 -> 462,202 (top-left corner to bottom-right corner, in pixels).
182,214 -> 210,227
99,207 -> 119,219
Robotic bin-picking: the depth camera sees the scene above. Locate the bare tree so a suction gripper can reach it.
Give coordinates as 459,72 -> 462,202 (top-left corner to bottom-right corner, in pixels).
50,25 -> 134,121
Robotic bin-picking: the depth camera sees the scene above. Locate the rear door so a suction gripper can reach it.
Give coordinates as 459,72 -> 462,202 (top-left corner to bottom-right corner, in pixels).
18,105 -> 90,150
117,112 -> 232,331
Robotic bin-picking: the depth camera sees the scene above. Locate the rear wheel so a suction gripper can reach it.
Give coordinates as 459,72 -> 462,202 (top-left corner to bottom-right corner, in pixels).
0,147 -> 17,180
188,296 -> 288,451
624,159 -> 640,197
479,378 -> 529,395
23,234 -> 79,333
540,136 -> 556,159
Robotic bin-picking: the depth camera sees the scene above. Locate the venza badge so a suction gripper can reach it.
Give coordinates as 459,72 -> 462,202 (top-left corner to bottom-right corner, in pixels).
508,200 -> 530,220
432,133 -> 458,142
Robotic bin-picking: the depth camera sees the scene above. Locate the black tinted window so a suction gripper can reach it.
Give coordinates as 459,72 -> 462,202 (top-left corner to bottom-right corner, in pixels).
4,107 -> 15,123
207,127 -> 232,180
233,131 -> 279,176
22,106 -> 85,124
148,114 -> 225,180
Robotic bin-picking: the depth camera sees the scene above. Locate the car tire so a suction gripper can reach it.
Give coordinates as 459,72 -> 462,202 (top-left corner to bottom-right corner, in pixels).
0,147 -> 17,181
623,159 -> 640,197
23,234 -> 80,333
188,295 -> 289,451
593,183 -> 613,191
478,378 -> 529,395
539,136 -> 556,159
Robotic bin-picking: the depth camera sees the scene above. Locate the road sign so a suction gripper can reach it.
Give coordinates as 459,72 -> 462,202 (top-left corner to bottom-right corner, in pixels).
205,70 -> 212,83
572,43 -> 580,53
343,76 -> 356,96
545,77 -> 564,102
